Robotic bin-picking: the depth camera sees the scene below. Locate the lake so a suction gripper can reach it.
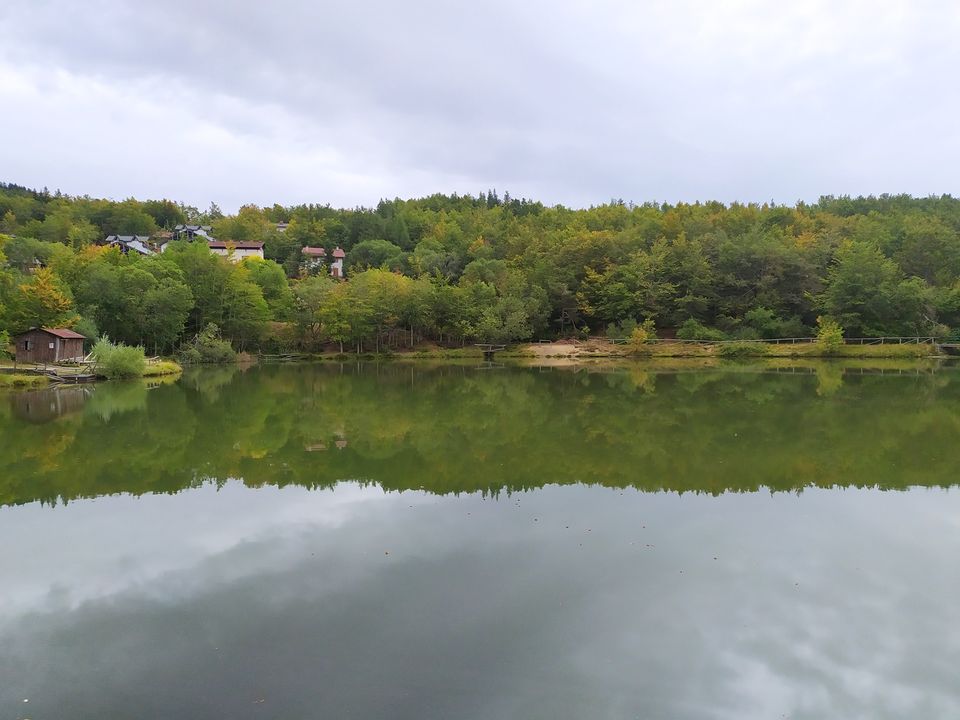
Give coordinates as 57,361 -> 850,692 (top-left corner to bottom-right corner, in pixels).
2,361 -> 960,719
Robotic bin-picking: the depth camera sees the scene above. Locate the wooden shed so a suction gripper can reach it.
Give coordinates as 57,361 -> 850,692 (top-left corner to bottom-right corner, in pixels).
13,328 -> 87,364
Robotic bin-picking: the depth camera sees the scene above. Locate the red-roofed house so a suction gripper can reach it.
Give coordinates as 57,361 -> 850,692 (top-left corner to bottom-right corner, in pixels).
13,328 -> 87,364
331,247 -> 346,278
301,246 -> 326,275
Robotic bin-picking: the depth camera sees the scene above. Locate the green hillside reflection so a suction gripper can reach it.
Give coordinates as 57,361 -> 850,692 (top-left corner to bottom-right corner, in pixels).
2,361 -> 959,507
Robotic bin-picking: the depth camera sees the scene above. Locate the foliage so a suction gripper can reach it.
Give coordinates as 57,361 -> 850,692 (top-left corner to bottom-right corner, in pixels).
178,324 -> 238,364
91,336 -> 147,379
716,341 -> 770,358
6,267 -> 77,333
676,318 -> 727,341
142,360 -> 183,376
5,186 -> 960,352
606,318 -> 637,339
0,373 -> 48,388
72,316 -> 99,346
627,319 -> 657,354
0,329 -> 10,359
816,316 -> 844,351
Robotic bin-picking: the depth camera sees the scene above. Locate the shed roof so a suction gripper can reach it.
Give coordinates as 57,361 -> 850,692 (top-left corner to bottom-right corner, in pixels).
302,246 -> 326,256
332,247 -> 346,258
17,327 -> 87,340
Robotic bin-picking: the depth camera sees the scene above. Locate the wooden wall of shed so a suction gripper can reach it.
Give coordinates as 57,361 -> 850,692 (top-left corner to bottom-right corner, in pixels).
13,331 -> 85,364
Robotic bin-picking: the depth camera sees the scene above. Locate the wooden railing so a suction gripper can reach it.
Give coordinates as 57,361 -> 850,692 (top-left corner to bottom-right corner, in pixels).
591,336 -> 939,346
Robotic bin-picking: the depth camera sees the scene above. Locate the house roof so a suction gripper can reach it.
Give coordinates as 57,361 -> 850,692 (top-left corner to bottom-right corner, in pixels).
104,235 -> 152,243
208,240 -> 264,250
103,236 -> 155,255
17,327 -> 87,339
302,246 -> 326,256
332,247 -> 346,258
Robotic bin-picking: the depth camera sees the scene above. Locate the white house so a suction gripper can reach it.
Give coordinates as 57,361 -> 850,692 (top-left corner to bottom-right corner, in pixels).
330,247 -> 345,278
208,240 -> 265,262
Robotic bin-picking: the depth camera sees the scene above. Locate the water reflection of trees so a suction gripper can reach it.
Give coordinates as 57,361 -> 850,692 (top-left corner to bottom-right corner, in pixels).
2,362 -> 959,507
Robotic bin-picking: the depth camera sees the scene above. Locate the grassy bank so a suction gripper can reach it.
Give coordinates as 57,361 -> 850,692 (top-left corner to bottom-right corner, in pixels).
525,340 -> 938,360
0,373 -> 50,388
265,340 -> 940,362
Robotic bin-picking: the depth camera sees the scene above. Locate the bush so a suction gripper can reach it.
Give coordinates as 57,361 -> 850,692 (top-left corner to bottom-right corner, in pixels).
0,330 -> 10,360
627,319 -> 657,355
178,324 -> 238,364
732,326 -> 761,340
816,316 -> 844,352
717,341 -> 770,358
606,318 -> 638,340
676,318 -> 727,341
91,337 -> 147,379
778,316 -> 811,339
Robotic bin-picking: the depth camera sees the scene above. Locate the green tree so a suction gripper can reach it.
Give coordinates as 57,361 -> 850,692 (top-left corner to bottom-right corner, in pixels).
244,258 -> 295,320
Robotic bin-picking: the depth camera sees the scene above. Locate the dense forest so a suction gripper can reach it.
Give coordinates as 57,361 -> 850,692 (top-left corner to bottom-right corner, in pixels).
3,181 -> 960,354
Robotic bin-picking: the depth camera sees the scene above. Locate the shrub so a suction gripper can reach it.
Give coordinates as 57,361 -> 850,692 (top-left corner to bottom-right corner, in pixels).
676,318 -> 727,341
178,324 -> 238,364
627,319 -> 657,355
0,330 -> 10,360
717,341 -> 770,358
91,336 -> 147,379
606,318 -> 638,340
142,360 -> 183,377
732,326 -> 761,340
816,316 -> 844,352
779,316 -> 811,339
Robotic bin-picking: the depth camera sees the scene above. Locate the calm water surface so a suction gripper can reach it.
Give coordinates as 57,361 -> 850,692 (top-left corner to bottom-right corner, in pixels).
2,362 -> 960,719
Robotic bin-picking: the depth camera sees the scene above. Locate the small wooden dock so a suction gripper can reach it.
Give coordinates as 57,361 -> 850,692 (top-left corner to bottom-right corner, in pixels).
474,344 -> 507,360
48,372 -> 97,384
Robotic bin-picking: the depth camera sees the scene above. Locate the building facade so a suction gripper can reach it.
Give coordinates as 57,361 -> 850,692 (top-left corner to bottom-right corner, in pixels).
330,247 -> 346,278
13,328 -> 87,364
208,240 -> 265,262
301,246 -> 327,274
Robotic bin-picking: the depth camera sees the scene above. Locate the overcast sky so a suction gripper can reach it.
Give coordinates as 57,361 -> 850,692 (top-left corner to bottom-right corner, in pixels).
1,0 -> 959,212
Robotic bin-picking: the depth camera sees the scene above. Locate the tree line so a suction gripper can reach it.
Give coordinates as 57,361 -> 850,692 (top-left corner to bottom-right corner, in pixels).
4,182 -> 960,354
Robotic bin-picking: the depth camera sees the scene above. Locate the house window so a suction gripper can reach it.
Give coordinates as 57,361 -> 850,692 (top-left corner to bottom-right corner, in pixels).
49,342 -> 55,349
24,340 -> 32,351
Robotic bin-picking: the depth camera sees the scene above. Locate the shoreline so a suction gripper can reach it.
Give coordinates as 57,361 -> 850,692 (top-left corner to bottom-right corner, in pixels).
265,339 -> 944,363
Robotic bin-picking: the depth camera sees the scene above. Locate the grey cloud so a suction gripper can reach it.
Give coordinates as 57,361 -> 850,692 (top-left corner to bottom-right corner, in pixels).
1,0 -> 959,209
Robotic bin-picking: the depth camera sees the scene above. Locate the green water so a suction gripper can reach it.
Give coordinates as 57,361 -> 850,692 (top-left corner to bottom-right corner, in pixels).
2,362 -> 960,719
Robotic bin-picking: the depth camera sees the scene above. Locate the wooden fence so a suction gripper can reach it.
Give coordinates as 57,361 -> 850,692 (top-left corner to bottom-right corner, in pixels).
591,336 -> 938,346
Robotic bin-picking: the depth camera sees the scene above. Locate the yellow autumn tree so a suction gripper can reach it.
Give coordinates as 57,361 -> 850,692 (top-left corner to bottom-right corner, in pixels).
9,267 -> 78,333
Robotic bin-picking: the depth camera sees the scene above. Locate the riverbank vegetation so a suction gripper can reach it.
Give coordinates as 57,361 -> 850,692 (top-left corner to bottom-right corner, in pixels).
4,183 -> 960,356
0,373 -> 49,388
